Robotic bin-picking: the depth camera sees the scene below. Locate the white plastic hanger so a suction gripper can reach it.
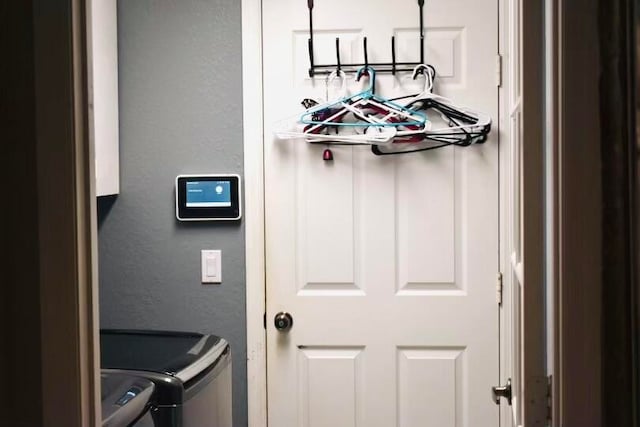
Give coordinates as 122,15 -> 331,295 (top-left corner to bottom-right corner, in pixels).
370,64 -> 492,154
274,67 -> 427,145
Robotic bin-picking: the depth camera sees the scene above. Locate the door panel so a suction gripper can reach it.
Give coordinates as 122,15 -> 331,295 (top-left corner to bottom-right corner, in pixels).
397,153 -> 456,289
298,346 -> 364,427
263,1 -> 499,425
397,347 -> 465,427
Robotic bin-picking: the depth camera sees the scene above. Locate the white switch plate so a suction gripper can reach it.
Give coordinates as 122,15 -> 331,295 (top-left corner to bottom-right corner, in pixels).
201,250 -> 221,284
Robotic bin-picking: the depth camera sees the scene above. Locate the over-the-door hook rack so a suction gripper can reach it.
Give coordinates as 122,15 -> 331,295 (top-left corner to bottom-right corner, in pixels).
307,0 -> 427,77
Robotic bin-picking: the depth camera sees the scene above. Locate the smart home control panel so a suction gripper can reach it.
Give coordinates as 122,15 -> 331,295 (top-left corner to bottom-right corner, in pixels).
176,174 -> 241,221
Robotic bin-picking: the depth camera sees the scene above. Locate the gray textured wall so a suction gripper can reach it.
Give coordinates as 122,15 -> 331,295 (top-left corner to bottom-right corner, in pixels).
98,1 -> 247,425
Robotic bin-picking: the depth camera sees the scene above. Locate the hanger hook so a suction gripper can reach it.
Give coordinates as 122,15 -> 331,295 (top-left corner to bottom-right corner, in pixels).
327,69 -> 348,98
356,66 -> 376,94
412,64 -> 436,93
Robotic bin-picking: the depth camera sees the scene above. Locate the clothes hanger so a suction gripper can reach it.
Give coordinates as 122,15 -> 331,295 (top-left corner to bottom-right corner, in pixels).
370,64 -> 491,155
275,64 -> 490,155
299,66 -> 428,129
409,64 -> 490,136
275,68 -> 407,145
273,70 -> 352,140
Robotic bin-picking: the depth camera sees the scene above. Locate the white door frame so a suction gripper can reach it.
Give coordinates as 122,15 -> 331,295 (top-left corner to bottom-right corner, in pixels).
241,1 -> 268,426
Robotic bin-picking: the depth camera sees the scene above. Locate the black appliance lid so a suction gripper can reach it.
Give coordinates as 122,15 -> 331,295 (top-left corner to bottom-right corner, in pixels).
100,329 -> 224,381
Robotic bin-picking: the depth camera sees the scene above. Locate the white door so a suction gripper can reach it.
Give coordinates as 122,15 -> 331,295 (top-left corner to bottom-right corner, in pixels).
263,0 -> 500,426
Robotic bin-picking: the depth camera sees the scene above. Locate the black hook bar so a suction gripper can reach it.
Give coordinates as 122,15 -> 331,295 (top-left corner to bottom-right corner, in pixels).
306,0 -> 431,77
363,37 -> 369,68
307,0 -> 315,77
418,0 -> 425,65
308,39 -> 314,77
391,36 -> 397,75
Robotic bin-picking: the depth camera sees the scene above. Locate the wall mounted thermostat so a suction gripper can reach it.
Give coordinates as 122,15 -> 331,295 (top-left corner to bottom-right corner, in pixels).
175,174 -> 241,221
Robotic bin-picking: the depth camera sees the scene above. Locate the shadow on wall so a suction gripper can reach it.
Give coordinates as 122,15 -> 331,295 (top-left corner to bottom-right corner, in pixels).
97,195 -> 118,228
97,190 -> 243,231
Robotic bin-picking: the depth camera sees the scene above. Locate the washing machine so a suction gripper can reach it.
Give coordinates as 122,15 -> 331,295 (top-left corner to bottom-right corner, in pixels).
101,372 -> 155,426
100,329 -> 232,427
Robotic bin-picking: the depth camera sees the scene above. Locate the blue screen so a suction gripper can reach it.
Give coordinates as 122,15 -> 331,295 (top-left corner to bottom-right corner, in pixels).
186,180 -> 231,207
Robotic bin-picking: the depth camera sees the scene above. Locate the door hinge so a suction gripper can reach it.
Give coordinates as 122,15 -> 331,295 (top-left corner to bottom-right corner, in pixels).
547,375 -> 553,424
496,54 -> 503,87
263,312 -> 267,330
528,376 -> 549,426
496,272 -> 503,305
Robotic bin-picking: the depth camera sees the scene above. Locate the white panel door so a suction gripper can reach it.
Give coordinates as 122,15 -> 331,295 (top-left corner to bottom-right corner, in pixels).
262,1 -> 500,426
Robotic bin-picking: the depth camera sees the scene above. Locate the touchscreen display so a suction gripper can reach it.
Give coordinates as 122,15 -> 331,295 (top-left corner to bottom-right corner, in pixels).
186,180 -> 231,207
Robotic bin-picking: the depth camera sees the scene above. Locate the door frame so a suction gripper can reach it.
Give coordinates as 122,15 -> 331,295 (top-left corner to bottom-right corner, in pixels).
550,0 -> 603,424
499,0 -> 548,424
242,1 -> 268,426
501,0 -> 604,425
39,0 -> 102,424
23,0 -> 606,425
508,0 -> 549,424
10,0 -> 102,425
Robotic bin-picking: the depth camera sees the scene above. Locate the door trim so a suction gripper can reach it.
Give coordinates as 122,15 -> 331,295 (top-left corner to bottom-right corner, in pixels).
34,0 -> 101,424
242,1 -> 268,426
499,0 -> 548,424
553,0 -> 603,424
521,0 -> 548,424
497,0 -> 514,424
545,0 -> 561,423
541,0 -> 604,424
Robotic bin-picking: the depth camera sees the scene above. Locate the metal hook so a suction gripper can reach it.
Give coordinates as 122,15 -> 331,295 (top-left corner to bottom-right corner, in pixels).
307,0 -> 315,77
391,36 -> 397,75
307,0 -> 430,77
335,38 -> 341,73
363,37 -> 369,69
308,39 -> 314,77
418,0 -> 425,65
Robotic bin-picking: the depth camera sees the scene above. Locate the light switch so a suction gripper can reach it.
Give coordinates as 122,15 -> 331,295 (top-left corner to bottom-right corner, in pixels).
206,257 -> 217,276
201,250 -> 221,284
